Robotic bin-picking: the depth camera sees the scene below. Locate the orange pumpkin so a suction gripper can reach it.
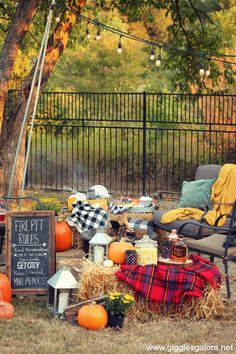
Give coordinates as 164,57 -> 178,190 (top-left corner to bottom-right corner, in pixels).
0,273 -> 12,303
108,239 -> 134,264
77,302 -> 108,330
55,222 -> 72,252
0,301 -> 14,319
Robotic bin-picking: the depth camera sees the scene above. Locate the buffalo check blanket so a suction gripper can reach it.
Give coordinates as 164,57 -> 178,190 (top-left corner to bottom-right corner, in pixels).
115,254 -> 221,304
67,200 -> 108,233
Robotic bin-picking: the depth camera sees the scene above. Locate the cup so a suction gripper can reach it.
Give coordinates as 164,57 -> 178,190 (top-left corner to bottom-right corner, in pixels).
125,250 -> 137,265
160,240 -> 172,260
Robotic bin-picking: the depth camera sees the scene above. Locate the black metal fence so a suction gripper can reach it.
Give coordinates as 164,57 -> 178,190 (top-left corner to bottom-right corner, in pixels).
7,91 -> 236,195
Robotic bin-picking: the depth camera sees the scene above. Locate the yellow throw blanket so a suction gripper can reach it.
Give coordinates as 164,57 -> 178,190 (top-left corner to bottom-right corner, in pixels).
161,164 -> 236,226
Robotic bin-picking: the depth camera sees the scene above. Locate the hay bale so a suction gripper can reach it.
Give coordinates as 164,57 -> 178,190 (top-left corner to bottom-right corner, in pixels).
77,260 -> 226,320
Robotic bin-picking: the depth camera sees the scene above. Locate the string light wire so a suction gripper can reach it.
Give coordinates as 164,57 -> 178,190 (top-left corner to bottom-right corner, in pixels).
78,14 -> 236,66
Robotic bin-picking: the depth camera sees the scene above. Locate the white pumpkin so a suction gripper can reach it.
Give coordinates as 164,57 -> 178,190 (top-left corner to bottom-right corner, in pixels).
103,259 -> 114,268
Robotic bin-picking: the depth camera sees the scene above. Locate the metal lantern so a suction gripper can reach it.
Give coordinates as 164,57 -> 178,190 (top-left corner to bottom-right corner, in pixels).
89,230 -> 112,264
47,267 -> 78,315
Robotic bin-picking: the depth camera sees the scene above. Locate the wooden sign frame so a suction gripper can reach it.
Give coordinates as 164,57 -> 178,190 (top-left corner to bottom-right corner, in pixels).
6,210 -> 55,295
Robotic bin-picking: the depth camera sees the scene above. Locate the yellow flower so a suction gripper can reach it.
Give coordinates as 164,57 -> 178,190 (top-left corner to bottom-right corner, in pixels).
124,294 -> 134,302
109,295 -> 115,300
113,292 -> 120,296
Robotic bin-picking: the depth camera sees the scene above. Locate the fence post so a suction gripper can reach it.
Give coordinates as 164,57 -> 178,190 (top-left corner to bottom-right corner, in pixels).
142,91 -> 147,196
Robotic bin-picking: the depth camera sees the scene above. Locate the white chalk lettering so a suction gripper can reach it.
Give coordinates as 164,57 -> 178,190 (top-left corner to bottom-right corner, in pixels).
17,261 -> 40,270
30,219 -> 44,232
15,220 -> 29,232
18,233 -> 39,245
13,277 -> 24,286
24,277 -> 48,286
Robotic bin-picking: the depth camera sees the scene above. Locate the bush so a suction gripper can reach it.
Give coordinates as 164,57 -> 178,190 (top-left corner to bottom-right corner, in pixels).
32,197 -> 61,214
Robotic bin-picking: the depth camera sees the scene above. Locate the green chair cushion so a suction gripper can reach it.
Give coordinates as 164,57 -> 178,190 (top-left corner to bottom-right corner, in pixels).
178,179 -> 215,209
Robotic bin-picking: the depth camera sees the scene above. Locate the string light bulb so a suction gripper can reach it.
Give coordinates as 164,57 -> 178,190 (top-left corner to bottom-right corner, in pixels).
206,61 -> 211,77
96,28 -> 101,40
199,64 -> 205,76
117,36 -> 122,54
150,47 -> 155,61
55,17 -> 60,23
155,54 -> 161,67
205,68 -> 211,77
86,27 -> 91,39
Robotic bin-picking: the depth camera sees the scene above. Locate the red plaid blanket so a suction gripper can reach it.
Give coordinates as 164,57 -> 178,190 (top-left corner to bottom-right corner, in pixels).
115,254 -> 221,304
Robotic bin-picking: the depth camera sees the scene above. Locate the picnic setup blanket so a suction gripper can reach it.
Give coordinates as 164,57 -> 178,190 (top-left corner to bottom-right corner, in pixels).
67,200 -> 108,233
161,163 -> 236,226
115,254 -> 221,304
108,202 -> 130,214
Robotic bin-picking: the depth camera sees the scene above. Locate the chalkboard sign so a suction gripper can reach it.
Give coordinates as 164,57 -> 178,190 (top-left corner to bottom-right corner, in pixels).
6,211 -> 55,295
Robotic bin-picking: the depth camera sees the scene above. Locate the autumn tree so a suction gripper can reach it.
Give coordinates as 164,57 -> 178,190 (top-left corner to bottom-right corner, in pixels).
0,0 -> 234,196
0,0 -> 86,195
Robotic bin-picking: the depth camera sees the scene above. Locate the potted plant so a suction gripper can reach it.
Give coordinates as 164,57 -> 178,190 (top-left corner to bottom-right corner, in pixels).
105,291 -> 134,329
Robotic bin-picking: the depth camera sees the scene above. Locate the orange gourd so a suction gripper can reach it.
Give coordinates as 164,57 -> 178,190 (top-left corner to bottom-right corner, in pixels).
0,301 -> 14,319
77,302 -> 108,330
108,239 -> 134,264
0,273 -> 12,303
55,222 -> 72,252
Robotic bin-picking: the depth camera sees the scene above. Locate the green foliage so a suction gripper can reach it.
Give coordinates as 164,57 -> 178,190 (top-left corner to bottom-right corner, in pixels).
0,0 -> 235,92
32,197 -> 61,213
47,9 -> 171,92
105,292 -> 134,316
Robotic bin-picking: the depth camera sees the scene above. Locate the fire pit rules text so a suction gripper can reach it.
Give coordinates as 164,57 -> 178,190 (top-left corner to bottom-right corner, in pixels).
10,216 -> 50,289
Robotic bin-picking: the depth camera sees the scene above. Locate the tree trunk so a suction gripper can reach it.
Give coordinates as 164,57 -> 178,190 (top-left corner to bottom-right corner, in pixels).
0,0 -> 38,134
0,1 -> 86,196
0,0 -> 38,196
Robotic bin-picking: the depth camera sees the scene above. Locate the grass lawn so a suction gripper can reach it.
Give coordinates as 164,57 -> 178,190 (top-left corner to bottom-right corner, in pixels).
1,298 -> 236,354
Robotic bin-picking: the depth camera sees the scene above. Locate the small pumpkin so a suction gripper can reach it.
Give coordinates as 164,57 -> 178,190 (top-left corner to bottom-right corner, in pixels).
103,259 -> 113,268
77,302 -> 108,330
55,222 -> 72,252
0,301 -> 14,319
108,238 -> 134,264
0,273 -> 12,303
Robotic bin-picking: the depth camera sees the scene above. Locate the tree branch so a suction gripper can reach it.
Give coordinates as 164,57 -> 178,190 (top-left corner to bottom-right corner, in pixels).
0,16 -> 11,21
197,1 -> 214,24
26,30 -> 40,46
175,0 -> 191,48
0,1 -> 14,17
188,0 -> 204,34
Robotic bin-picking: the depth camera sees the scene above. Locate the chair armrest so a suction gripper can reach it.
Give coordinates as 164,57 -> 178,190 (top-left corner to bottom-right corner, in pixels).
2,196 -> 46,210
214,213 -> 231,227
177,220 -> 229,239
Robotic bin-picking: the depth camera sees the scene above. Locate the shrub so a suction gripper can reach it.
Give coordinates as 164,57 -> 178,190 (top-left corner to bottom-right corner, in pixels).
32,197 -> 61,214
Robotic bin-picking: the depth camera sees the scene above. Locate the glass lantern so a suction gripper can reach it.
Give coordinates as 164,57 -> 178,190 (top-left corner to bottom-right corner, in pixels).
47,267 -> 78,316
89,230 -> 112,264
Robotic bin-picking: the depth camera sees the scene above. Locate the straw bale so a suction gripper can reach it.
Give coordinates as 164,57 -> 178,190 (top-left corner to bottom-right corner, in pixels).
109,212 -> 153,227
77,260 -> 226,321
